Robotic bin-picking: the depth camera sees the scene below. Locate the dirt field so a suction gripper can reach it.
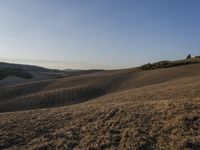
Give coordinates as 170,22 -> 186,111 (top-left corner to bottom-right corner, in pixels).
0,64 -> 200,149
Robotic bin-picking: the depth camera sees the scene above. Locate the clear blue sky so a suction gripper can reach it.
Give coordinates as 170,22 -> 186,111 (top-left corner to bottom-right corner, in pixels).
0,0 -> 200,69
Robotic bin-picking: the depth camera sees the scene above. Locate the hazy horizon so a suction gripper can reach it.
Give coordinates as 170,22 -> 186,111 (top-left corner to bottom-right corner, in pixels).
1,0 -> 200,69
1,54 -> 200,70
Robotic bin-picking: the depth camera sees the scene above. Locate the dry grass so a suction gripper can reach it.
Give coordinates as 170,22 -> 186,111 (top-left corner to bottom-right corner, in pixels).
0,64 -> 200,149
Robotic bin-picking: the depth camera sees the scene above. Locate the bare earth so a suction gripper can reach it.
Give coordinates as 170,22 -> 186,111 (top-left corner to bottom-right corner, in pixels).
0,64 -> 200,149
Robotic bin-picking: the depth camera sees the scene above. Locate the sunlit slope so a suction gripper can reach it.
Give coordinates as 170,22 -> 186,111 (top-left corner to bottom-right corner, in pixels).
0,70 -> 200,149
1,64 -> 200,112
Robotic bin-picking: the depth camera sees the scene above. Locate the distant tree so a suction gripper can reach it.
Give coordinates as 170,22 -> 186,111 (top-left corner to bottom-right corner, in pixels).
186,54 -> 191,59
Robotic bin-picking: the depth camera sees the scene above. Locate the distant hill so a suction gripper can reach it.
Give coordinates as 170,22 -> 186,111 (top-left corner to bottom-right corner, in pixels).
140,57 -> 200,70
63,69 -> 105,77
0,68 -> 33,80
63,69 -> 83,72
0,62 -> 63,84
0,62 -> 105,87
0,62 -> 61,72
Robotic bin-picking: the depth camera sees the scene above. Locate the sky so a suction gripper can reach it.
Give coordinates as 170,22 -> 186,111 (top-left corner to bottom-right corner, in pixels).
0,0 -> 200,69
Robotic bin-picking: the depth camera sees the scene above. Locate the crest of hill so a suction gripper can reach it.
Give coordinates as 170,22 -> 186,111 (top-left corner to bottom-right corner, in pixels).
140,57 -> 200,70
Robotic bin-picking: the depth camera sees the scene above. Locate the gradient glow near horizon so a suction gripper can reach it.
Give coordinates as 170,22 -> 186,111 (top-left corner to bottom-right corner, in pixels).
0,0 -> 200,69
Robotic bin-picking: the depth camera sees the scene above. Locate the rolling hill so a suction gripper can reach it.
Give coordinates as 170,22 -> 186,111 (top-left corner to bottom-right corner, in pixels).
1,62 -> 200,113
0,68 -> 33,80
0,59 -> 200,149
0,62 -> 60,72
0,62 -> 104,87
0,62 -> 65,87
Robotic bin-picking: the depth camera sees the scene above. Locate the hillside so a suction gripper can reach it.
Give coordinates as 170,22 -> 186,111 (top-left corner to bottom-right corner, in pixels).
0,60 -> 200,149
1,63 -> 200,113
0,62 -> 60,72
140,57 -> 200,70
0,68 -> 33,80
0,62 -> 65,87
0,62 -> 104,87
